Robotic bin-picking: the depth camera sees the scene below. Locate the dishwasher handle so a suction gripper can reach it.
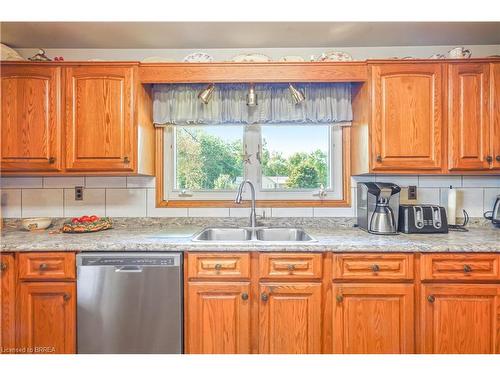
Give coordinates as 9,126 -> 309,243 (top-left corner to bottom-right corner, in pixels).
114,266 -> 144,273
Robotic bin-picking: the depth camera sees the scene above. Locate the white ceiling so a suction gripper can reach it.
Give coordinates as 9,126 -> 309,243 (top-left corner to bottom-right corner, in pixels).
2,22 -> 500,49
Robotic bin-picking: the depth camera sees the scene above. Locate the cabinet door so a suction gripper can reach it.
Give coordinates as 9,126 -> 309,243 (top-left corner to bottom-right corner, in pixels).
491,63 -> 500,170
1,66 -> 62,171
65,66 -> 135,172
332,283 -> 414,354
371,63 -> 444,171
18,282 -> 76,354
0,254 -> 16,352
421,284 -> 499,354
448,63 -> 491,170
259,282 -> 322,354
186,282 -> 251,354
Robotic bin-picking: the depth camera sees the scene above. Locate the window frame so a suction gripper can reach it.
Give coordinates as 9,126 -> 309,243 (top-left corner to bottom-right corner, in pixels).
155,124 -> 351,208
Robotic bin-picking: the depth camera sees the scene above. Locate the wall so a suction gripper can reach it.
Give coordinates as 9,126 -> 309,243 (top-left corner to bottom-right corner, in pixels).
1,175 -> 498,218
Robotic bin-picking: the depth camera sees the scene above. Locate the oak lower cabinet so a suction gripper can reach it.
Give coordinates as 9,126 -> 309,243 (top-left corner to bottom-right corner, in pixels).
332,283 -> 414,354
17,282 -> 76,354
0,254 -> 16,353
421,284 -> 500,354
185,282 -> 251,354
491,63 -> 500,170
259,282 -> 322,354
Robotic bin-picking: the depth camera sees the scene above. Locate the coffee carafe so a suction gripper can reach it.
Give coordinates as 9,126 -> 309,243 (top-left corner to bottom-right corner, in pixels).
357,182 -> 401,235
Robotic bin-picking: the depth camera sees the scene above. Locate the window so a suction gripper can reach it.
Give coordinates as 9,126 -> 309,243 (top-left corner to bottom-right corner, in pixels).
164,123 -> 346,203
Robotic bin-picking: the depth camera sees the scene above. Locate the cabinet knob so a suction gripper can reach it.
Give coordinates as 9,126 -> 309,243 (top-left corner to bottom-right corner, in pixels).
241,293 -> 249,301
486,155 -> 493,163
0,262 -> 7,271
496,155 -> 500,162
427,295 -> 435,303
123,156 -> 130,164
48,157 -> 56,164
376,155 -> 382,162
261,292 -> 269,302
336,295 -> 344,303
39,263 -> 49,271
214,263 -> 222,271
463,264 -> 472,273
371,264 -> 380,272
287,264 -> 296,272
63,293 -> 71,302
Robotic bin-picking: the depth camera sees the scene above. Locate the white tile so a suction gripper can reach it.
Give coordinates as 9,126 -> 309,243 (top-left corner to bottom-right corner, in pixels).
375,175 -> 418,187
43,177 -> 85,188
1,189 -> 21,218
106,189 -> 147,217
188,208 -> 230,217
127,176 -> 156,188
64,188 -> 105,218
440,188 -> 484,217
271,208 -> 313,217
484,188 -> 500,213
400,188 -> 440,205
85,177 -> 127,188
313,207 -> 355,217
418,175 -> 462,188
462,176 -> 500,188
22,189 -> 63,218
351,175 -> 375,185
229,207 -> 271,218
0,177 -> 42,188
146,189 -> 188,217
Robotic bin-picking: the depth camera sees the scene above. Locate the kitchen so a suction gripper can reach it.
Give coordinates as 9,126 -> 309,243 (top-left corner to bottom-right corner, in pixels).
1,7 -> 500,374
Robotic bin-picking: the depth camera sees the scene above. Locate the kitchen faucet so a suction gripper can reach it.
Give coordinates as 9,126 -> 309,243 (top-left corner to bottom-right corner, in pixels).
235,180 -> 257,228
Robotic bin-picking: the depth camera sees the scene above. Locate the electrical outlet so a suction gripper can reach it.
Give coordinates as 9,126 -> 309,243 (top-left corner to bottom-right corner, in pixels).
408,185 -> 417,200
75,186 -> 84,201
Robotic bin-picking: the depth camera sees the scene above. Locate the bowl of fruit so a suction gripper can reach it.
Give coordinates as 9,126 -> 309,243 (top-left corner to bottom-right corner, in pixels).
62,215 -> 113,233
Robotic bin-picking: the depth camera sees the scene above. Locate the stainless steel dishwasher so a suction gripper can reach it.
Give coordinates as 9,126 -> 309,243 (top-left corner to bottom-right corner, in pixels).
77,252 -> 183,354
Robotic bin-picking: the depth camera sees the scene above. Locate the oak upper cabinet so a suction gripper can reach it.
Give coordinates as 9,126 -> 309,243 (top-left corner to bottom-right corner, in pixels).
18,281 -> 76,354
370,63 -> 444,171
65,65 -> 136,172
186,282 -> 251,354
332,283 -> 414,354
1,65 -> 62,172
259,282 -> 322,354
491,63 -> 500,170
421,284 -> 500,354
448,63 -> 492,170
0,254 -> 16,352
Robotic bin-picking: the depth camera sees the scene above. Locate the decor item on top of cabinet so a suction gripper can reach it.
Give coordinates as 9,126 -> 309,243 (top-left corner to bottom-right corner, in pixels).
231,53 -> 271,62
183,52 -> 213,63
28,48 -> 51,61
447,47 -> 472,59
0,43 -> 24,61
315,51 -> 352,62
429,53 -> 446,59
278,55 -> 305,62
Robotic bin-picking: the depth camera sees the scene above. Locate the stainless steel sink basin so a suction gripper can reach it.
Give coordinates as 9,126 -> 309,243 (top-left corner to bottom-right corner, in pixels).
191,227 -> 315,242
255,227 -> 315,242
191,227 -> 252,242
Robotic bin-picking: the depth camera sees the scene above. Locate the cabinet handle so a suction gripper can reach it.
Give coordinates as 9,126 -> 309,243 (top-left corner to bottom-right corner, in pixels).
39,263 -> 49,271
376,155 -> 382,162
63,293 -> 71,302
463,264 -> 472,273
0,262 -> 7,271
486,155 -> 493,163
123,156 -> 130,164
496,155 -> 500,162
427,295 -> 435,303
261,292 -> 269,302
287,264 -> 295,272
371,264 -> 380,272
336,295 -> 344,303
241,293 -> 249,301
214,263 -> 222,271
48,157 -> 56,164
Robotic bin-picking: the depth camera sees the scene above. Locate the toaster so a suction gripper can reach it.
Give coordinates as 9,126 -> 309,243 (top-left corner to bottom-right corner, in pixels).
398,205 -> 448,234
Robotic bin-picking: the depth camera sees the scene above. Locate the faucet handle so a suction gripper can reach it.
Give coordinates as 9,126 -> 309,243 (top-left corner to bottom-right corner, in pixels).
313,185 -> 327,200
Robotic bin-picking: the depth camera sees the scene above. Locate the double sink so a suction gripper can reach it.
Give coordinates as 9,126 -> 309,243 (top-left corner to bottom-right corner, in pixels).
192,227 -> 316,242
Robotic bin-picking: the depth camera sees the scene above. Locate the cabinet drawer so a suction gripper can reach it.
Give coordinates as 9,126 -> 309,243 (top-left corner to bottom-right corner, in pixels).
259,253 -> 322,280
18,253 -> 76,281
187,253 -> 250,279
421,254 -> 500,281
333,254 -> 414,281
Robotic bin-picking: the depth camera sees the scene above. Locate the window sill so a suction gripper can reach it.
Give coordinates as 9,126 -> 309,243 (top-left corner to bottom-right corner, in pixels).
156,198 -> 351,208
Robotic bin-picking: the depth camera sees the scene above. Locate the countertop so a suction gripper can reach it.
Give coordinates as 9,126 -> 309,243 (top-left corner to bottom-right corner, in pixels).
1,218 -> 499,253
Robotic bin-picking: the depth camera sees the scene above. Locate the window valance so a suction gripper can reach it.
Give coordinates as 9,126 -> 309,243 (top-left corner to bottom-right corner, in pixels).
152,83 -> 352,126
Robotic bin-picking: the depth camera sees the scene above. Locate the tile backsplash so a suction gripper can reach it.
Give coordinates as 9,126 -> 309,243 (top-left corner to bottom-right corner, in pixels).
1,175 -> 498,218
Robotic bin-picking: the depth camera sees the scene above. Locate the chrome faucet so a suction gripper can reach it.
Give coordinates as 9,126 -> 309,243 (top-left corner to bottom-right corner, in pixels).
235,180 -> 257,228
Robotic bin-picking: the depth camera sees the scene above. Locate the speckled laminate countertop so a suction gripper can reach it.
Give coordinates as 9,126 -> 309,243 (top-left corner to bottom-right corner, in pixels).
1,218 -> 499,253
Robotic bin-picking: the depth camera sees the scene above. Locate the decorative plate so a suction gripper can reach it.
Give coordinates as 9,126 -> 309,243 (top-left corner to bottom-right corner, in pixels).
316,51 -> 353,62
231,53 -> 271,63
141,56 -> 175,63
62,217 -> 113,233
278,55 -> 305,62
183,52 -> 213,63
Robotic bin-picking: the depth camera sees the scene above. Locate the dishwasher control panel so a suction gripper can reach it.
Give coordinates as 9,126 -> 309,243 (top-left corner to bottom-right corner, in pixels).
81,255 -> 179,266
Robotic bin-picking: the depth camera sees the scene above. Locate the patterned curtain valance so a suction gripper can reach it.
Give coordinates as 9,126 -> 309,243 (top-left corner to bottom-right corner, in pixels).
152,83 -> 352,126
